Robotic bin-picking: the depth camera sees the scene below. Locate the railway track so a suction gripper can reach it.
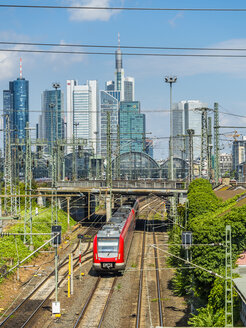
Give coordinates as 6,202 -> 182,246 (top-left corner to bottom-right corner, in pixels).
135,196 -> 165,328
0,224 -> 100,328
73,275 -> 118,328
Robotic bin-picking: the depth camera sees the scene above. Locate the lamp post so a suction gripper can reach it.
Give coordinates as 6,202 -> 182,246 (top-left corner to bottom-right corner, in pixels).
165,76 -> 177,181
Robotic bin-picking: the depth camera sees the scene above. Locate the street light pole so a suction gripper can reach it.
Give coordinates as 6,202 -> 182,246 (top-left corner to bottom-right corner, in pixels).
165,76 -> 177,181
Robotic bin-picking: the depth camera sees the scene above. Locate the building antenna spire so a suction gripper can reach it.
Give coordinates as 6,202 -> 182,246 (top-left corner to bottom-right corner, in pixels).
118,32 -> 120,49
20,57 -> 22,79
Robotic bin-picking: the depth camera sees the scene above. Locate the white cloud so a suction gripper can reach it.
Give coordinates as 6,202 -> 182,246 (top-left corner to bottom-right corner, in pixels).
168,12 -> 184,27
43,40 -> 85,70
0,32 -> 31,81
126,38 -> 246,78
68,0 -> 118,22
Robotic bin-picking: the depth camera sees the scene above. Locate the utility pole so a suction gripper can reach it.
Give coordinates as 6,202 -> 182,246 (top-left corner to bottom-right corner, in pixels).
106,112 -> 112,219
225,225 -> 233,327
195,107 -> 212,179
72,122 -> 79,181
24,123 -> 33,246
4,115 -> 13,215
214,102 -> 220,184
116,124 -> 120,179
165,76 -> 177,181
187,129 -> 194,183
52,83 -> 61,183
208,117 -> 213,181
106,112 -> 112,187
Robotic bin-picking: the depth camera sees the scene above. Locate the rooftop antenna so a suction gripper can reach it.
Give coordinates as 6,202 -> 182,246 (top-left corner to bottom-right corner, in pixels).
118,32 -> 120,49
20,57 -> 22,79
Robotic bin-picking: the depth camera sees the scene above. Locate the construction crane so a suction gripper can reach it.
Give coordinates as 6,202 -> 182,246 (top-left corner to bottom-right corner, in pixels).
224,130 -> 241,141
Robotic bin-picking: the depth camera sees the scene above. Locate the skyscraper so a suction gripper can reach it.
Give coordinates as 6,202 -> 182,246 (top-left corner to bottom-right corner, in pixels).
66,80 -> 99,153
115,34 -> 124,100
124,77 -> 135,102
39,89 -> 64,151
119,101 -> 145,154
3,59 -> 29,145
100,35 -> 148,159
184,100 -> 207,160
172,100 -> 207,160
100,90 -> 119,157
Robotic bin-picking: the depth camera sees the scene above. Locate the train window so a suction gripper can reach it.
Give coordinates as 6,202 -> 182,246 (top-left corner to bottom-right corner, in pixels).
98,238 -> 119,253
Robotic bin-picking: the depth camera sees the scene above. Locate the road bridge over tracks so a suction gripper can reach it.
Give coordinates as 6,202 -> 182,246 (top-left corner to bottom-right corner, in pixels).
37,180 -> 187,221
38,180 -> 187,197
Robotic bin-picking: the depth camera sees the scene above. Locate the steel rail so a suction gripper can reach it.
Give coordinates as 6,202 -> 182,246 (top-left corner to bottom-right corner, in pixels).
135,221 -> 146,328
20,254 -> 93,328
153,229 -> 164,326
0,224 -> 98,327
73,276 -> 101,328
97,277 -> 118,328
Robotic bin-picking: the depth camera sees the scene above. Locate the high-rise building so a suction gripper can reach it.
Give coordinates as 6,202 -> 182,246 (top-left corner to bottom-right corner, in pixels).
232,138 -> 246,170
119,101 -> 145,154
172,101 -> 185,159
39,89 -> 64,151
100,35 -> 147,158
3,60 -> 29,145
100,90 -> 119,157
105,80 -> 115,91
184,100 -> 207,160
172,100 -> 207,160
115,39 -> 124,100
124,77 -> 135,102
66,80 -> 99,154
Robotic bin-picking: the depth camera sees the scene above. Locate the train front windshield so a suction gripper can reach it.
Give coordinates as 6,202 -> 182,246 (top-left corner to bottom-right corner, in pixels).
97,238 -> 119,256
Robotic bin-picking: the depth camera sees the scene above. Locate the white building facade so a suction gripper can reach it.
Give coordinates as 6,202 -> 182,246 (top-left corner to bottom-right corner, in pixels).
172,100 -> 208,160
66,80 -> 99,154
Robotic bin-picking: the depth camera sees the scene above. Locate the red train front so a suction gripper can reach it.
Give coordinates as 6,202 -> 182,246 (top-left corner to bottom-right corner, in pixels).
93,201 -> 138,271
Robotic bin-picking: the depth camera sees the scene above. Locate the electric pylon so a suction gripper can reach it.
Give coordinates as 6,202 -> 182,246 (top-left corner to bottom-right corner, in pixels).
106,112 -> 112,187
225,225 -> 233,327
208,117 -> 213,181
195,107 -> 212,178
4,115 -> 13,215
214,102 -> 220,184
187,129 -> 194,183
24,123 -> 33,245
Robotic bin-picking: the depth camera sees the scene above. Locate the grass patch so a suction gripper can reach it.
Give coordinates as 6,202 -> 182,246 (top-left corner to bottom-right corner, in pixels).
0,207 -> 76,283
151,298 -> 166,302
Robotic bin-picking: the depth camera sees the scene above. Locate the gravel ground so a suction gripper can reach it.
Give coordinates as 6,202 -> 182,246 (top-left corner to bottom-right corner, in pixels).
27,255 -> 97,328
157,230 -> 189,326
14,202 -> 190,328
101,230 -> 143,328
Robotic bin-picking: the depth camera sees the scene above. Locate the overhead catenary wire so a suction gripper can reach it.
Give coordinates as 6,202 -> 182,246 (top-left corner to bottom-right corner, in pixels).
1,4 -> 246,12
2,48 -> 246,58
1,40 -> 246,52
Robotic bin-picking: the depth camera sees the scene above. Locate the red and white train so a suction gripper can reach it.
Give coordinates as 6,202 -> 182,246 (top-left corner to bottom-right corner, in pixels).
93,200 -> 139,271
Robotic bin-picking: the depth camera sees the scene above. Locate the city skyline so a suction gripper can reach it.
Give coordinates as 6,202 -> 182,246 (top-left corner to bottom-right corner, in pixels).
0,1 -> 246,159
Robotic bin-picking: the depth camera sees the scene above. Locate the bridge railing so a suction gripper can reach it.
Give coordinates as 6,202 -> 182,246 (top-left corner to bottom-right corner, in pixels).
57,180 -> 187,190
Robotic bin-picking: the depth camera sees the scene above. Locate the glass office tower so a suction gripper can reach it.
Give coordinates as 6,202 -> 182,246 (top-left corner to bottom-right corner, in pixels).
100,90 -> 119,157
119,101 -> 145,154
40,89 -> 64,151
3,77 -> 29,145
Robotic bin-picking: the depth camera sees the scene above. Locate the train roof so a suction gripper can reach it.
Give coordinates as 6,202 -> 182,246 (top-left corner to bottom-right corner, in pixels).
97,206 -> 133,238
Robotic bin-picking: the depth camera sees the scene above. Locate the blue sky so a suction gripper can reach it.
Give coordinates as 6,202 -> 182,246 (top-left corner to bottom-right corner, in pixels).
0,0 -> 246,158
